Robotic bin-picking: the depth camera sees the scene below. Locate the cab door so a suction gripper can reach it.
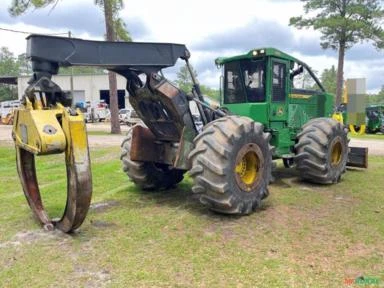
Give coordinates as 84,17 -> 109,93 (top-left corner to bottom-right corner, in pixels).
269,59 -> 289,123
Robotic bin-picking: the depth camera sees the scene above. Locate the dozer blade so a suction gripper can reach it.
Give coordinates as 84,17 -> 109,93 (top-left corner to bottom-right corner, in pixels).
14,107 -> 92,233
347,146 -> 368,169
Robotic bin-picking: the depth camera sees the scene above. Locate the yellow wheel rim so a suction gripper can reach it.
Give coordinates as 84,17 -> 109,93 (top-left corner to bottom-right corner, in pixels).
331,141 -> 342,166
235,150 -> 259,188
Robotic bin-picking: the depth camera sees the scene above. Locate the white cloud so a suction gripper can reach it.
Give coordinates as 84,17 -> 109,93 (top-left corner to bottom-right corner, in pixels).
0,0 -> 382,92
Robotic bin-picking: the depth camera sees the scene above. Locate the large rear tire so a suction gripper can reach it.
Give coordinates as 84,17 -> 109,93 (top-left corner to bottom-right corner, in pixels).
295,118 -> 348,184
120,127 -> 184,190
189,116 -> 272,215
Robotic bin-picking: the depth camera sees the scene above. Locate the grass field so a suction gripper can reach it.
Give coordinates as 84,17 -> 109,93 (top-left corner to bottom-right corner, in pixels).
0,145 -> 383,287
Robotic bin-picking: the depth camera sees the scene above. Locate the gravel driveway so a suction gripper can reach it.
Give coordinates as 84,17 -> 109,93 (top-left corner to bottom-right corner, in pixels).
0,123 -> 128,147
1,124 -> 384,155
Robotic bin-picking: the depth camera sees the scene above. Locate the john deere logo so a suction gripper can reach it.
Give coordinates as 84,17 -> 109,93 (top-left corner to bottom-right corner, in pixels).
277,107 -> 284,116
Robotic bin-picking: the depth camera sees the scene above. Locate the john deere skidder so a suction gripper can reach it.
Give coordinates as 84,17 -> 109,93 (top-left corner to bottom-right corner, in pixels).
13,35 -> 366,232
366,105 -> 384,134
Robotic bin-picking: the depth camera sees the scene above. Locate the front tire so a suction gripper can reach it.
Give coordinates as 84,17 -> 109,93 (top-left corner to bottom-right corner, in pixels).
120,127 -> 184,190
188,116 -> 272,215
295,118 -> 348,184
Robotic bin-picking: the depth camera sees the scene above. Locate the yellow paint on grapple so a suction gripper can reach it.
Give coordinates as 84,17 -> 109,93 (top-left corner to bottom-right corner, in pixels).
13,96 -> 92,233
13,108 -> 66,155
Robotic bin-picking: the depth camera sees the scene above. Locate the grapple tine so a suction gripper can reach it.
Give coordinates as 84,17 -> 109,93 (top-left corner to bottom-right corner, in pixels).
13,100 -> 92,233
53,157 -> 92,232
54,114 -> 92,232
16,147 -> 54,230
12,45 -> 95,233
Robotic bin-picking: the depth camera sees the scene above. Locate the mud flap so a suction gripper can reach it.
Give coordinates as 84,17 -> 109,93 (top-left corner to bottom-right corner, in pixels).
347,146 -> 368,168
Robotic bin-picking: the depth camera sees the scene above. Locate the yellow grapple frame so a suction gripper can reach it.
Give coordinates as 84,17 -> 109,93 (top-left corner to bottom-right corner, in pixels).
13,87 -> 92,232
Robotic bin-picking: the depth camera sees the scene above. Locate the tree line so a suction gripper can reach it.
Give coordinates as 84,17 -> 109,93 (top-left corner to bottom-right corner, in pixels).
0,46 -> 105,102
2,45 -> 383,104
2,0 -> 384,108
7,0 -> 130,134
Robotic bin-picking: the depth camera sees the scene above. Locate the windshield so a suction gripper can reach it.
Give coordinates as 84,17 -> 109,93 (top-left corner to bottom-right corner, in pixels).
224,60 -> 265,104
290,62 -> 322,92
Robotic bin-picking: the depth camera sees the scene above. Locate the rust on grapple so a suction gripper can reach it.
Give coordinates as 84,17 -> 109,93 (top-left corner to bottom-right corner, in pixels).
13,81 -> 92,232
13,34 -> 202,232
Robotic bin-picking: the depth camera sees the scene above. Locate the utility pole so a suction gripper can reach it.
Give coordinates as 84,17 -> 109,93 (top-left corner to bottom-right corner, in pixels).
68,31 -> 74,100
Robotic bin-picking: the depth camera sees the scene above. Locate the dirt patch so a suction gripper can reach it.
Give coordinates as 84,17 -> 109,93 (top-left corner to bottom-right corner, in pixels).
0,229 -> 70,249
2,125 -> 384,154
0,124 -> 127,148
86,123 -> 130,133
90,220 -> 117,229
0,125 -> 13,145
89,200 -> 120,213
345,242 -> 379,258
261,205 -> 310,231
74,266 -> 112,288
349,138 -> 384,156
203,219 -> 238,240
88,134 -> 126,147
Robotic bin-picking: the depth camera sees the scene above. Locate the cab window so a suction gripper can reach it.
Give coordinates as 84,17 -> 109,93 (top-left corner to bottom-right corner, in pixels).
272,62 -> 286,102
241,60 -> 265,102
290,62 -> 322,92
224,61 -> 245,104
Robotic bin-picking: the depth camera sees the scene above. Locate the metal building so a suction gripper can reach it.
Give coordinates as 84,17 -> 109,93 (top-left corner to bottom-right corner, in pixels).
16,74 -> 131,109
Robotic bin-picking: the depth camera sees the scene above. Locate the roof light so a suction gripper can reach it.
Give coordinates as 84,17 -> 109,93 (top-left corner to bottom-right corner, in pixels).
252,50 -> 258,56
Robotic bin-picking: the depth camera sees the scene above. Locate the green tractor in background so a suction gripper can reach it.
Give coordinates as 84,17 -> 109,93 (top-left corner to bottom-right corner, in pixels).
366,105 -> 384,134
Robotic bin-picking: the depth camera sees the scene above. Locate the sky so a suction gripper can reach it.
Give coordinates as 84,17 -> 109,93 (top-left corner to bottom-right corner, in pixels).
0,0 -> 383,93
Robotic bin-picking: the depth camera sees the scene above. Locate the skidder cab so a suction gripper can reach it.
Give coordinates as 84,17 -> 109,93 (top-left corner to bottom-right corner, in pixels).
215,47 -> 367,175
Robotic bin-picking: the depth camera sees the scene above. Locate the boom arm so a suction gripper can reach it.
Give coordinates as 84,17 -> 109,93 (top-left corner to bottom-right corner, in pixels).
27,34 -> 190,74
14,35 -> 222,233
27,35 -> 217,127
13,35 -> 196,232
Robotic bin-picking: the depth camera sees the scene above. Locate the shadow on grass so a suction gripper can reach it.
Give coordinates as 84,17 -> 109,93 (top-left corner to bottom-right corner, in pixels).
30,165 -> 357,237
271,166 -> 323,189
270,166 -> 354,190
346,167 -> 366,173
133,184 -> 245,222
115,166 -> 319,222
272,167 -> 299,188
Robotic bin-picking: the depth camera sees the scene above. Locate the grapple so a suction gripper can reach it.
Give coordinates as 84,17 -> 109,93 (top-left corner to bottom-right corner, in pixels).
12,34 -> 203,232
12,76 -> 92,232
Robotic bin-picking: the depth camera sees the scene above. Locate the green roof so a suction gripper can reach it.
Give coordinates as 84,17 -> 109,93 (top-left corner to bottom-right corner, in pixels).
215,48 -> 303,65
